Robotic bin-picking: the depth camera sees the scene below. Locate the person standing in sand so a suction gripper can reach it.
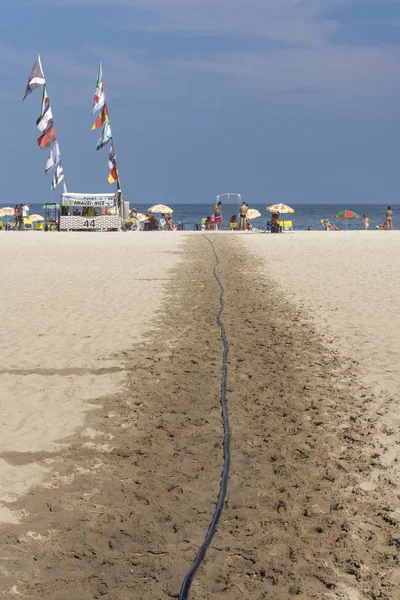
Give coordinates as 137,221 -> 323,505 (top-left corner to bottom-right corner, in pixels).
213,201 -> 222,230
239,201 -> 248,231
363,215 -> 370,230
385,206 -> 393,230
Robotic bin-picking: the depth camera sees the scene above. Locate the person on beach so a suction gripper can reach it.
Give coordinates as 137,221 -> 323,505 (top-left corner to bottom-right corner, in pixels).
165,213 -> 175,230
307,225 -> 313,231
363,215 -> 370,230
131,207 -> 137,219
213,201 -> 222,230
385,206 -> 393,230
239,201 -> 248,230
146,210 -> 159,230
229,215 -> 238,230
14,204 -> 21,230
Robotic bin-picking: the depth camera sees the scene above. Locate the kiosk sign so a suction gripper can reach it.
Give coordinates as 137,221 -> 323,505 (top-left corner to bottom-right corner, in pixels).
62,193 -> 115,207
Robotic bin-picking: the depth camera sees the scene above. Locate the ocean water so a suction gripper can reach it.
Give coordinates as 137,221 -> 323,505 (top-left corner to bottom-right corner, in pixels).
1,202 -> 398,231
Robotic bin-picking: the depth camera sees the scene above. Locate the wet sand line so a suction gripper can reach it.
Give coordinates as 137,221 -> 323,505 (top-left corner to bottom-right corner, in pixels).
0,235 -> 399,600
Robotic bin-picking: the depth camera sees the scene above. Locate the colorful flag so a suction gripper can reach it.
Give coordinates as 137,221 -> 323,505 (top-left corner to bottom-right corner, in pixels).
51,162 -> 64,192
41,83 -> 49,115
108,144 -> 118,183
91,63 -> 105,114
36,103 -> 53,132
96,121 -> 112,150
38,121 -> 57,149
45,141 -> 60,174
91,104 -> 109,130
108,167 -> 118,184
23,55 -> 45,100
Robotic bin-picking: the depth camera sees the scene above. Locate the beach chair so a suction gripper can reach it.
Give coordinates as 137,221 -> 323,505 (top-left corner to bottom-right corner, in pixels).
159,218 -> 167,230
35,222 -> 44,231
0,220 -> 3,230
279,220 -> 293,231
23,218 -> 33,230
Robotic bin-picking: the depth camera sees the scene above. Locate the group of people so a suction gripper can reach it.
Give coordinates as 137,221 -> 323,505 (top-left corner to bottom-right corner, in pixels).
201,200 -> 253,231
130,207 -> 176,231
13,203 -> 30,230
321,207 -> 394,232
361,207 -> 393,230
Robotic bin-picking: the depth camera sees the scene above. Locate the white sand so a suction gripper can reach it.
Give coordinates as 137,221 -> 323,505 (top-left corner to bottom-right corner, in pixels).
239,230 -> 400,477
0,232 -> 184,522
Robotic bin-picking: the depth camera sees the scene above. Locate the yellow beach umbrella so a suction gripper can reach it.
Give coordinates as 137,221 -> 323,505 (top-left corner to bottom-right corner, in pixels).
266,203 -> 294,214
29,214 -> 44,221
247,209 -> 261,219
149,204 -> 173,213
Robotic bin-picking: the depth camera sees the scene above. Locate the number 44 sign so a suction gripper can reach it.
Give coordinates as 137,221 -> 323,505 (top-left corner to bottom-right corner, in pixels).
83,220 -> 96,228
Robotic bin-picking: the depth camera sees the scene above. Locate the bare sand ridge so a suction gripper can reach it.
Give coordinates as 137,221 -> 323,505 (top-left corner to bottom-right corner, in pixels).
239,230 -> 400,483
0,232 -> 184,523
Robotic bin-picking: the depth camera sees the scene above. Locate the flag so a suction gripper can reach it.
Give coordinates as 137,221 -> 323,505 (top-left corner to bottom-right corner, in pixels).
36,103 -> 53,132
23,55 -> 45,100
108,143 -> 118,183
45,141 -> 60,174
108,167 -> 118,184
38,121 -> 56,149
41,84 -> 49,115
91,104 -> 109,130
91,63 -> 105,114
96,121 -> 112,150
51,162 -> 64,192
108,144 -> 116,168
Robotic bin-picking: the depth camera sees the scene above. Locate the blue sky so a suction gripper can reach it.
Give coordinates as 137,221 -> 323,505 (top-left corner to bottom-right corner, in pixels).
2,0 -> 400,205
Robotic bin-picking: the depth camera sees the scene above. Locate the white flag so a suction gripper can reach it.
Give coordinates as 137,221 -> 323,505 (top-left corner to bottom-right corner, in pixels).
51,162 -> 64,192
36,103 -> 53,133
45,142 -> 60,174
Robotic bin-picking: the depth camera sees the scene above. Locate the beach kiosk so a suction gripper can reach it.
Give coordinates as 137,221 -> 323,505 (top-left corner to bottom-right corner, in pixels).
59,192 -> 124,231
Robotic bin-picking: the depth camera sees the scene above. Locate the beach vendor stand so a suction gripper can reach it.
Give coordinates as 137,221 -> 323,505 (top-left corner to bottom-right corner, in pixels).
59,192 -> 124,231
43,203 -> 60,231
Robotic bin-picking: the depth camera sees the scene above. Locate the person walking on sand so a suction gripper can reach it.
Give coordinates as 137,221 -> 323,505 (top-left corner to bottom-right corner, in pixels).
385,206 -> 393,230
213,200 -> 222,231
363,215 -> 370,230
239,201 -> 248,230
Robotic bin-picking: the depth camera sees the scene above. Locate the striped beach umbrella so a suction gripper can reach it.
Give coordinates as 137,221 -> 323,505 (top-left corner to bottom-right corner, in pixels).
334,209 -> 359,220
334,209 -> 359,230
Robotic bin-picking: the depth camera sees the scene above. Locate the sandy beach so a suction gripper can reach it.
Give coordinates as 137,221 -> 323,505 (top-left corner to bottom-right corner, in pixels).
1,231 -> 400,599
0,233 -> 184,523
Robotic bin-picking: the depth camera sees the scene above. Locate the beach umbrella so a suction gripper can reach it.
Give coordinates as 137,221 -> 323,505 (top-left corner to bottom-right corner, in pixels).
1,207 -> 15,216
266,203 -> 294,214
148,204 -> 173,213
29,214 -> 44,221
0,209 -> 5,217
246,209 -> 261,219
334,209 -> 359,220
334,209 -> 359,230
0,207 -> 15,228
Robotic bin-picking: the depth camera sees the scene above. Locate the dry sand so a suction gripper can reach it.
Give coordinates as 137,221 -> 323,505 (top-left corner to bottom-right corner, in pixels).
0,232 -> 184,523
239,230 -> 400,478
1,231 -> 400,600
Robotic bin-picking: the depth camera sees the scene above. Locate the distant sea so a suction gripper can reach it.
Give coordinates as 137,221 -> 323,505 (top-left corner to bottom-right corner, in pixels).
1,202 -> 398,231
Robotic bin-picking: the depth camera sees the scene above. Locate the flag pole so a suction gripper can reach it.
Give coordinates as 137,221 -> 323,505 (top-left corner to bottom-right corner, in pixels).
99,64 -> 123,211
38,55 -> 68,194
